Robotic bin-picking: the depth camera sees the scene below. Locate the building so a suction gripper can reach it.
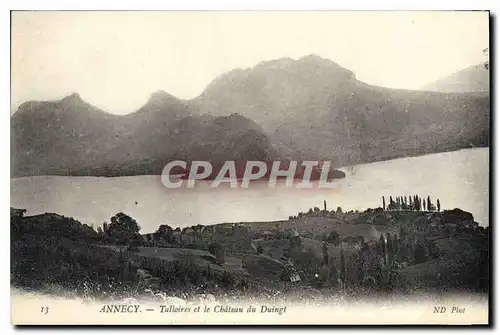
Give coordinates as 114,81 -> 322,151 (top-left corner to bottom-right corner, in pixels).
289,272 -> 302,283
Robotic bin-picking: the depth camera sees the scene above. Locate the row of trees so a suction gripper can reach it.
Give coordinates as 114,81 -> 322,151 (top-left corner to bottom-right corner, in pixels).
382,195 -> 441,212
288,201 -> 345,220
377,230 -> 439,267
314,228 -> 441,293
96,213 -> 227,265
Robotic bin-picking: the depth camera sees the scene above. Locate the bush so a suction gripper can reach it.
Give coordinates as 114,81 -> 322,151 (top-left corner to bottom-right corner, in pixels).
11,212 -> 98,243
11,234 -> 262,299
11,234 -> 139,298
413,242 -> 429,265
257,245 -> 264,254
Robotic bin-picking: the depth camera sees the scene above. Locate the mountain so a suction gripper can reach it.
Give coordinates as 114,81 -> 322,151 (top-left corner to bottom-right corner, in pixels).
11,93 -> 279,177
421,62 -> 490,93
12,55 -> 490,177
193,55 -> 490,166
192,55 -> 355,128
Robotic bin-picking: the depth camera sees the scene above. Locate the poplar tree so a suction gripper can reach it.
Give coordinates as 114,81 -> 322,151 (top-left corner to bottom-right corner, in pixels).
340,245 -> 347,289
386,233 -> 393,263
322,242 -> 329,265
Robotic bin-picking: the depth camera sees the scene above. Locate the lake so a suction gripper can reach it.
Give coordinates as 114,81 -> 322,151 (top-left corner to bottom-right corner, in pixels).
10,148 -> 489,233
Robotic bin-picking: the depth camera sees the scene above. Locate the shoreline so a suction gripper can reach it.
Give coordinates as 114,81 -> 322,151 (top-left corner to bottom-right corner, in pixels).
10,147 -> 489,180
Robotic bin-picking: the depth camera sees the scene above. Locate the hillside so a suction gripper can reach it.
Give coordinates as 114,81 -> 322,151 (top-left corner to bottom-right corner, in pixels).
11,93 -> 280,177
193,55 -> 490,165
400,233 -> 489,292
11,55 -> 490,176
421,62 -> 490,93
11,203 -> 489,300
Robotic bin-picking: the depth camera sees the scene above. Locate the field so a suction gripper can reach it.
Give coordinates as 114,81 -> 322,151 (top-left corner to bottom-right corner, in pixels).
221,216 -> 398,241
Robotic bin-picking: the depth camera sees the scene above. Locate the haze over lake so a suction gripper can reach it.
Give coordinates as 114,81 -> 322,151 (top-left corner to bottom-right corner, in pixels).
11,148 -> 489,233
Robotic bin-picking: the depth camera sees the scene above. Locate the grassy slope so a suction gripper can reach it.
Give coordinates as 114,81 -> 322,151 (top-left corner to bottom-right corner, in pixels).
219,216 -> 398,241
400,234 -> 489,292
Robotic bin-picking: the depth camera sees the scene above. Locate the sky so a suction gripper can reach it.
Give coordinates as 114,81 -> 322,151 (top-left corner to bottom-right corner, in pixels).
11,11 -> 489,115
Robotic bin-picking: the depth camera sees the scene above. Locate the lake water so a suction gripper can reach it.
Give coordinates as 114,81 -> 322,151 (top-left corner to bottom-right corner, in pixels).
11,148 -> 489,233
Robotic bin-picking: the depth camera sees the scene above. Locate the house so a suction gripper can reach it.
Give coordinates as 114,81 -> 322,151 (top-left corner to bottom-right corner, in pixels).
289,272 -> 302,283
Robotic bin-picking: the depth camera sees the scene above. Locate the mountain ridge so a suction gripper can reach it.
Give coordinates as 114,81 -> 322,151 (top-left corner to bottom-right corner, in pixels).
421,62 -> 489,93
11,54 -> 490,177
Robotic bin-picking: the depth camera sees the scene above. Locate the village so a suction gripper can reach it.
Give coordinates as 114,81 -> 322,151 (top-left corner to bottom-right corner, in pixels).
131,195 -> 485,289
10,194 -> 488,301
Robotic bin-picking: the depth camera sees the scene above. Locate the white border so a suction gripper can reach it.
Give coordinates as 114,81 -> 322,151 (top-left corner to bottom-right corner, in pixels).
2,1 -> 497,334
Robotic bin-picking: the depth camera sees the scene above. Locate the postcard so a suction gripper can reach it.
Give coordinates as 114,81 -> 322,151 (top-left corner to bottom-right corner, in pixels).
10,10 -> 490,325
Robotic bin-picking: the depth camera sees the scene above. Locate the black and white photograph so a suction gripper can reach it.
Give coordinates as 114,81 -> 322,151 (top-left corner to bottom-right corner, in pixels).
9,10 -> 490,325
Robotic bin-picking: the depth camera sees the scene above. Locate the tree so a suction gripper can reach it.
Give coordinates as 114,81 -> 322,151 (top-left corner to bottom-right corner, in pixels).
399,226 -> 407,240
386,233 -> 393,262
326,231 -> 341,246
336,206 -> 343,215
392,233 -> 400,261
208,242 -> 225,265
437,199 -> 441,212
107,212 -> 141,245
11,208 -> 26,218
11,208 -> 27,239
96,226 -> 104,237
102,222 -> 109,235
257,245 -> 264,254
329,262 -> 339,288
413,242 -> 429,265
322,242 -> 329,265
324,200 -> 327,212
289,234 -> 302,252
427,196 -> 432,212
379,234 -> 387,266
155,224 -> 173,243
414,195 -> 420,211
340,245 -> 347,288
382,196 -> 386,211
